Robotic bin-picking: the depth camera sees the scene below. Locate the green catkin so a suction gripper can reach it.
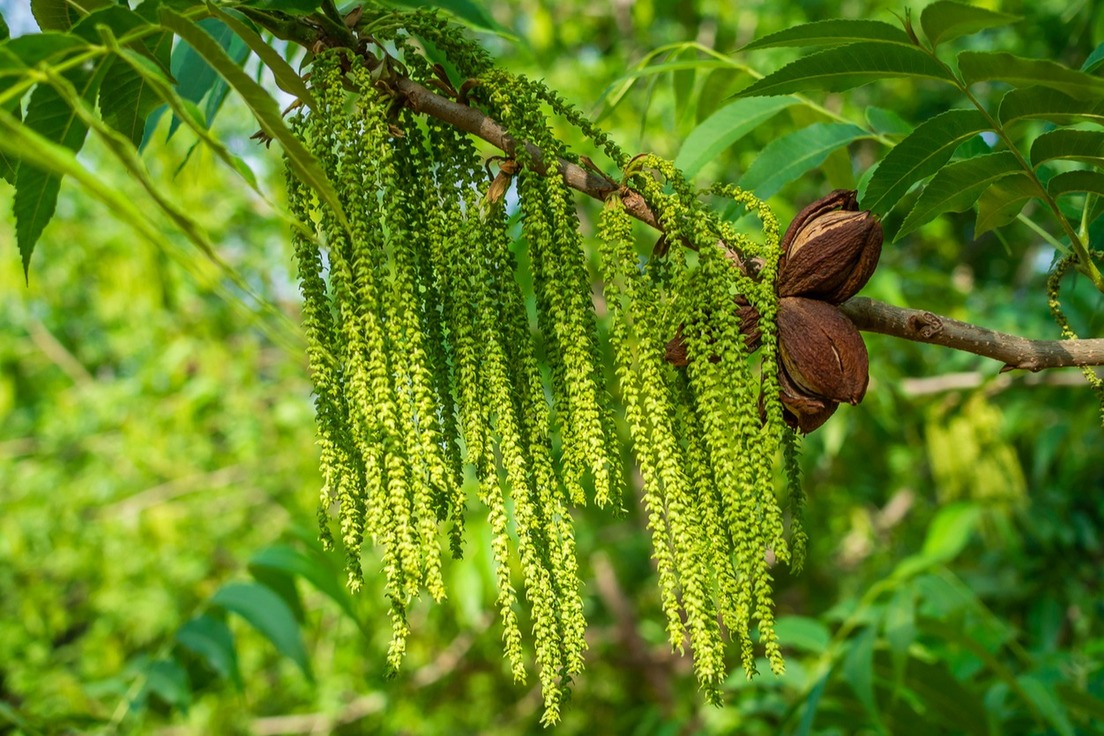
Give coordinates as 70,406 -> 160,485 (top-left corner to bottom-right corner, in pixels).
288,20 -> 803,722
1047,251 -> 1104,427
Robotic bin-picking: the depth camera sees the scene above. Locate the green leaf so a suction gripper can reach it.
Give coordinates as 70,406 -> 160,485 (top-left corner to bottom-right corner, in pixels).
210,582 -> 312,679
872,654 -> 989,736
166,16 -> 249,138
920,1 -> 1019,49
865,106 -> 913,136
883,586 -> 916,696
1018,676 -> 1075,736
842,626 -> 880,724
773,616 -> 831,654
921,501 -> 981,562
861,109 -> 990,217
741,19 -> 912,50
175,615 -> 242,687
13,62 -> 104,275
736,43 -> 953,98
206,4 -> 316,109
675,96 -> 797,178
382,0 -> 511,36
158,8 -> 347,230
1030,129 -> 1104,168
242,0 -> 321,14
897,151 -> 1021,239
144,658 -> 191,710
1083,42 -> 1104,74
740,123 -> 870,199
2,31 -> 88,67
975,173 -> 1037,236
249,544 -> 360,624
999,86 -> 1104,127
1047,170 -> 1104,199
0,13 -> 9,41
959,51 -> 1104,100
31,0 -> 112,31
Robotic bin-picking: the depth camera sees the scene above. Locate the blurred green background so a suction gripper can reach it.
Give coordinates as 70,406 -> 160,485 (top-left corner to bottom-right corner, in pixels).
3,0 -> 1104,733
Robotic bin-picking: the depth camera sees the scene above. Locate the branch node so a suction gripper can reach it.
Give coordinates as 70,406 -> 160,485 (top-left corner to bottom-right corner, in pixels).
908,311 -> 943,339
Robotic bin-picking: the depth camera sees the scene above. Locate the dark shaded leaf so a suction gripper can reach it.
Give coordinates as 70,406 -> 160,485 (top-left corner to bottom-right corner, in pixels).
0,12 -> 8,41
920,1 -> 1019,49
736,43 -> 953,98
31,0 -> 112,31
897,151 -> 1021,239
159,8 -> 346,229
975,173 -> 1037,235
1048,170 -> 1104,199
1018,676 -> 1074,736
210,582 -> 312,679
871,653 -> 989,736
741,19 -> 912,50
861,109 -> 990,217
842,626 -> 880,724
13,61 -> 105,275
1030,129 -> 1104,168
249,544 -> 360,624
741,123 -> 870,199
675,96 -> 797,178
959,51 -> 1104,100
143,659 -> 191,710
1082,42 -> 1104,74
175,615 -> 242,687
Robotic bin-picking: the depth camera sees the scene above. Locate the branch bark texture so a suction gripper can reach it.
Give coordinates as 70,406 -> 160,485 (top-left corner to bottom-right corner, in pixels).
393,77 -> 1104,372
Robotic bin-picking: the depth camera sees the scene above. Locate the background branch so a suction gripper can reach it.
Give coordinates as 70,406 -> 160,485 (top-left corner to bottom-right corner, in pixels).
392,75 -> 1104,372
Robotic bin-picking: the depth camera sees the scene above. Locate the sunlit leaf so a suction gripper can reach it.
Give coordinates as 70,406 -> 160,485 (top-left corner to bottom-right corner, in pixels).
736,43 -> 953,98
773,616 -> 830,654
1047,170 -> 1104,199
861,109 -> 990,217
210,582 -> 312,679
382,0 -> 511,36
30,0 -> 112,31
1030,129 -> 1104,168
741,19 -> 912,50
675,96 -> 797,178
2,31 -> 88,67
920,501 -> 982,562
959,51 -> 1104,100
207,4 -> 316,109
920,1 -> 1019,49
975,173 -> 1037,235
175,615 -> 242,687
897,151 -> 1020,239
159,7 -> 348,231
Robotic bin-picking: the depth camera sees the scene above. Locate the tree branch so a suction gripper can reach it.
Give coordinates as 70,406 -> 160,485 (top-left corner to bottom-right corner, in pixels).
840,297 -> 1104,371
392,77 -> 1104,371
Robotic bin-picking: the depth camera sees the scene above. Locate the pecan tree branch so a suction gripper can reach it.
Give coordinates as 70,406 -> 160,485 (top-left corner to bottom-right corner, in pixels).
393,77 -> 1104,372
840,297 -> 1104,372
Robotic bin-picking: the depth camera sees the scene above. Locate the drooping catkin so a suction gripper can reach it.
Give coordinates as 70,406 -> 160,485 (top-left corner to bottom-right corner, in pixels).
286,15 -> 808,722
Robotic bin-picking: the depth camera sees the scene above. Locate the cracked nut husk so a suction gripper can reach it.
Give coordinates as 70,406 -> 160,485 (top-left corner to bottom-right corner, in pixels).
777,296 -> 869,407
777,192 -> 882,304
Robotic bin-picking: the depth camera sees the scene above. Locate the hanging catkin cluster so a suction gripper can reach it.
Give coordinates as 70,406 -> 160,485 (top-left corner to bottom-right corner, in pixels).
285,14 -> 804,720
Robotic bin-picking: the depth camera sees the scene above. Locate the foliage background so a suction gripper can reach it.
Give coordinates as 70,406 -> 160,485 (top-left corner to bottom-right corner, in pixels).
2,0 -> 1104,733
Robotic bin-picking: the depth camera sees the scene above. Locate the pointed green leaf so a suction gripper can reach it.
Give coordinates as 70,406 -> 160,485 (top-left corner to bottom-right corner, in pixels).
14,62 -> 104,275
249,544 -> 360,624
210,582 -> 312,679
999,86 -> 1104,127
1082,42 -> 1104,74
736,43 -> 953,98
166,16 -> 248,138
31,0 -> 112,31
865,106 -> 913,136
383,0 -> 511,36
741,19 -> 912,50
2,31 -> 88,67
959,51 -> 1104,100
143,659 -> 191,710
975,173 -> 1037,235
897,151 -> 1021,239
741,123 -> 870,198
245,0 -> 322,14
159,8 -> 348,231
773,616 -> 831,654
920,1 -> 1019,49
175,615 -> 242,687
675,96 -> 797,178
1047,170 -> 1104,199
0,13 -> 9,41
921,501 -> 982,562
207,4 -> 316,109
861,109 -> 990,216
1030,129 -> 1104,168
842,626 -> 880,723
